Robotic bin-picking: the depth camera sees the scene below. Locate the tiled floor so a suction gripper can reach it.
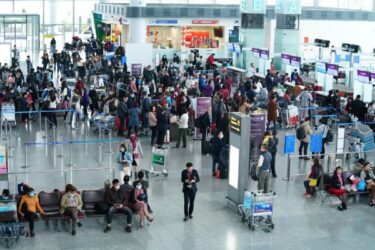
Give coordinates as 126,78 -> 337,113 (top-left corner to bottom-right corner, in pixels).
1,118 -> 375,250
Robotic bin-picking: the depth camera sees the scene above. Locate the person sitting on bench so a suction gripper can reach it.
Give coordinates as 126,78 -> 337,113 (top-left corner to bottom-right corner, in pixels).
60,184 -> 83,236
103,179 -> 132,233
360,162 -> 375,206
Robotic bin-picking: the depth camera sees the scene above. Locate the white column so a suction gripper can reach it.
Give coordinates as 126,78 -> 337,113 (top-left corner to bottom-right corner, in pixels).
128,0 -> 147,44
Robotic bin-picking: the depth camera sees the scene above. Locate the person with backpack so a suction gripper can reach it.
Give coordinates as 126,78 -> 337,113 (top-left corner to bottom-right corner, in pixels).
297,117 -> 312,160
262,131 -> 279,178
210,131 -> 224,176
318,118 -> 329,159
257,144 -> 272,193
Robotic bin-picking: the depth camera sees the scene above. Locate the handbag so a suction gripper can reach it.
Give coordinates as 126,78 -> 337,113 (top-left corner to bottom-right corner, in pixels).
357,179 -> 366,191
309,178 -> 318,187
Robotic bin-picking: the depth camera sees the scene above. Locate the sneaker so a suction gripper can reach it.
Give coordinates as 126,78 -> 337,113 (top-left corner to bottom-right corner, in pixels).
338,206 -> 344,211
30,232 -> 35,238
125,226 -> 131,233
71,230 -> 76,236
103,226 -> 111,233
77,222 -> 82,227
188,215 -> 193,219
183,217 -> 189,222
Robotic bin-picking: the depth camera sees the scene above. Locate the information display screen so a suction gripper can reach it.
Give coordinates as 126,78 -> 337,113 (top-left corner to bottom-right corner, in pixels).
241,13 -> 264,29
230,114 -> 241,135
327,64 -> 339,77
290,56 -> 301,67
229,146 -> 239,189
251,48 -> 260,58
281,54 -> 291,65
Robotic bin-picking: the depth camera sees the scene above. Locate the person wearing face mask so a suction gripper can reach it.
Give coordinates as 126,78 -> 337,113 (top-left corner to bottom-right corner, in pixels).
181,162 -> 200,221
210,131 -> 225,176
133,182 -> 153,227
60,184 -> 83,236
104,179 -> 132,233
116,144 -> 133,183
18,186 -> 45,237
0,189 -> 11,202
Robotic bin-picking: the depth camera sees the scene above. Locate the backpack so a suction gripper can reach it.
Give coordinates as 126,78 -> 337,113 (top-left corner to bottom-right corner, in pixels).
326,129 -> 333,142
267,138 -> 276,153
296,125 -> 306,140
194,116 -> 202,128
250,163 -> 259,181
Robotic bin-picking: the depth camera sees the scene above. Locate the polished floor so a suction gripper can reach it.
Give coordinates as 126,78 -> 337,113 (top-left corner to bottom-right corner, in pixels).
1,117 -> 375,250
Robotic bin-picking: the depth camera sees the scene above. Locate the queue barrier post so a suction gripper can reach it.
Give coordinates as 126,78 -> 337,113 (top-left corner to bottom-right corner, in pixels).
58,135 -> 64,158
53,126 -> 57,167
39,110 -> 42,131
21,143 -> 30,170
99,127 -> 103,162
283,154 -> 291,181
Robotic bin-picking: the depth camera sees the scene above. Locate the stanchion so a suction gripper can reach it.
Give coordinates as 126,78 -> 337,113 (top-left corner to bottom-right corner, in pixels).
99,127 -> 103,162
85,123 -> 88,156
21,144 -> 30,170
327,155 -> 331,173
58,135 -> 64,158
53,126 -> 57,167
283,154 -> 291,181
7,125 -> 13,159
66,142 -> 74,167
64,172 -> 68,186
39,110 -> 42,131
107,130 -> 113,154
44,118 -> 48,156
0,113 -> 3,140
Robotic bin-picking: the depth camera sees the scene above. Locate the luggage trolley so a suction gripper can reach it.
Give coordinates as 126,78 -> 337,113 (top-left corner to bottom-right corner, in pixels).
0,200 -> 26,248
144,146 -> 168,178
238,191 -> 277,231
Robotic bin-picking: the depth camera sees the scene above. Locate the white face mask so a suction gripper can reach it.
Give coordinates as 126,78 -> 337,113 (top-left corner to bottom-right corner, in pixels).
218,133 -> 224,139
136,185 -> 142,190
114,185 -> 120,191
120,148 -> 125,152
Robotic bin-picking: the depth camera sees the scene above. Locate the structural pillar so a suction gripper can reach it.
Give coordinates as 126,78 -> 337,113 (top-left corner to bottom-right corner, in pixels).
274,0 -> 302,69
128,0 -> 147,44
239,0 -> 267,69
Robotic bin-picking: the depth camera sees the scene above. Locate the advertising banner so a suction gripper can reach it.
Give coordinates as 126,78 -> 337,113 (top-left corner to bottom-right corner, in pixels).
251,48 -> 260,58
131,64 -> 142,77
0,145 -> 7,174
260,49 -> 269,60
310,134 -> 323,153
284,134 -> 295,154
195,97 -> 212,140
249,113 -> 266,160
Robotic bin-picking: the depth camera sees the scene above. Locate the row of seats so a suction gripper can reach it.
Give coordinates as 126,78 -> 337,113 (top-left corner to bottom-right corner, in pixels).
322,170 -> 369,202
0,189 -> 109,223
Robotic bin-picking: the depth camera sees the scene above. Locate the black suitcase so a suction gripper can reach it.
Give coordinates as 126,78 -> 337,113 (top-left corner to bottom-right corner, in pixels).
202,140 -> 211,155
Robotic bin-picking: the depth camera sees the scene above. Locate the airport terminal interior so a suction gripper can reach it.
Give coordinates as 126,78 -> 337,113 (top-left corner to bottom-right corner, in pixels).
1,0 -> 375,249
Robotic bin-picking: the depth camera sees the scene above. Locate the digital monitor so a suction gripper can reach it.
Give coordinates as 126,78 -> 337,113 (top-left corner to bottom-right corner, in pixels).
229,146 -> 240,189
327,64 -> 339,76
260,49 -> 269,60
233,43 -> 241,53
290,56 -> 301,67
342,43 -> 351,52
315,61 -> 327,74
357,70 -> 370,84
227,43 -> 234,53
251,48 -> 260,58
281,54 -> 291,65
241,13 -> 264,29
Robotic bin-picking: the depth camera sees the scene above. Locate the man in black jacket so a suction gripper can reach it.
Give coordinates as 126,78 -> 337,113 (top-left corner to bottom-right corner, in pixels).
199,106 -> 212,153
350,95 -> 366,122
210,131 -> 224,176
181,162 -> 200,221
117,96 -> 128,136
104,179 -> 132,233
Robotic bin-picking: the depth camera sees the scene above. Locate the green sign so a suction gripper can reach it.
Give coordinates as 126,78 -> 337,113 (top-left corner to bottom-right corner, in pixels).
152,154 -> 165,166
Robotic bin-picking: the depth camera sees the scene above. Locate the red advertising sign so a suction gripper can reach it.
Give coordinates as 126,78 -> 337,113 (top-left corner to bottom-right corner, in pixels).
192,20 -> 219,25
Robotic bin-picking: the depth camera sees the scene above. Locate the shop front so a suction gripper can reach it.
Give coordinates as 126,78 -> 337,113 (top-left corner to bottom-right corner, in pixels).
100,16 -> 129,45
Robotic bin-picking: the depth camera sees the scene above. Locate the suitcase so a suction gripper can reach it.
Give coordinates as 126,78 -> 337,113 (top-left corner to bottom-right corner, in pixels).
202,140 -> 211,155
115,116 -> 127,130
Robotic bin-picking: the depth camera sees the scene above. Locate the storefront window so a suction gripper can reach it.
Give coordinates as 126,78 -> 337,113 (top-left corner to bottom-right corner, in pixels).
146,26 -> 181,49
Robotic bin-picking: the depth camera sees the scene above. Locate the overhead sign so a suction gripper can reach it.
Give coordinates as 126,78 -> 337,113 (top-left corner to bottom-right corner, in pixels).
192,20 -> 219,25
230,114 -> 241,135
241,0 -> 266,14
275,0 -> 302,15
155,20 -> 178,25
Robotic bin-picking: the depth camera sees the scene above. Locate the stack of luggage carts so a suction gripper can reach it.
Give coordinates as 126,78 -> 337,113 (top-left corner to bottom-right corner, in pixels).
91,113 -> 115,133
348,123 -> 375,156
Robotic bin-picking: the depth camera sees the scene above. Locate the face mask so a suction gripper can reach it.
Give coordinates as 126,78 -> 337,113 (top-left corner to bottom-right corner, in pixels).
114,186 -> 120,191
29,192 -> 35,197
218,134 -> 224,139
120,148 -> 125,152
136,185 -> 142,190
2,196 -> 8,200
